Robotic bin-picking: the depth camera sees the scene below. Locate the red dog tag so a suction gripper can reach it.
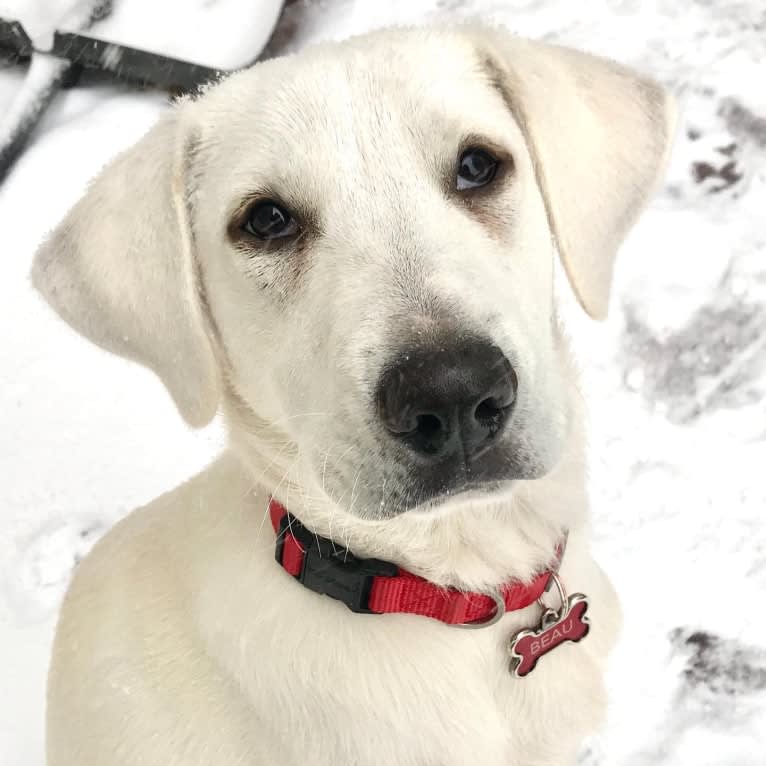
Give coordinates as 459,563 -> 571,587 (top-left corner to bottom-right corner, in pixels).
509,591 -> 590,677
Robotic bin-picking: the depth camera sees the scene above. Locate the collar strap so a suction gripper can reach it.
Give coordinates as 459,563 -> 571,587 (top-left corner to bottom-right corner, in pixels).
269,499 -> 563,627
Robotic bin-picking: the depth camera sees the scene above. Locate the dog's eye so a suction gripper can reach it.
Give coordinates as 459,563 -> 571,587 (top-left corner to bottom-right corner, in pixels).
242,200 -> 298,240
456,148 -> 499,191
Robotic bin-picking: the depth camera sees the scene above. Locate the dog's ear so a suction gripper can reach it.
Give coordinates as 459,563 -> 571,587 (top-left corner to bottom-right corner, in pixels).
31,105 -> 220,427
474,29 -> 677,319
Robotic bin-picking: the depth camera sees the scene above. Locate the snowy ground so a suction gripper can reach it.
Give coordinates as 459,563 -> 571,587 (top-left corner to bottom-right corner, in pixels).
2,1 -> 765,764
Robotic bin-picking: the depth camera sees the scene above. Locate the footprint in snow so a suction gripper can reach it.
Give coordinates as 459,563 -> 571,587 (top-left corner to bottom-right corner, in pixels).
2,518 -> 106,621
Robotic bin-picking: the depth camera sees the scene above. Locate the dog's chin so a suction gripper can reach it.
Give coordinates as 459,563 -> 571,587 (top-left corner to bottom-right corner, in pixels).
309,438 -> 560,520
404,479 -> 518,518
388,445 -> 554,517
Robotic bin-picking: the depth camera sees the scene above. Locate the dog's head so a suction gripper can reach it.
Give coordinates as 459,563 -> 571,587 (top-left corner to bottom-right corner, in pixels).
32,27 -> 675,522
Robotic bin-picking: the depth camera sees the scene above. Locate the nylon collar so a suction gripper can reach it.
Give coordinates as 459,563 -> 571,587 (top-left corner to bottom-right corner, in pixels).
269,498 -> 564,627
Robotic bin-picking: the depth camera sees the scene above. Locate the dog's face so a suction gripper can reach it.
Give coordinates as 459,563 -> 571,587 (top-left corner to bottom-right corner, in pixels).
32,27 -> 675,520
196,34 -> 565,517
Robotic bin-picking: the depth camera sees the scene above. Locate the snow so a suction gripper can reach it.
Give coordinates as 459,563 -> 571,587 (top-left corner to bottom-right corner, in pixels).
0,0 -> 97,47
1,1 -> 765,765
0,53 -> 68,153
0,0 -> 284,67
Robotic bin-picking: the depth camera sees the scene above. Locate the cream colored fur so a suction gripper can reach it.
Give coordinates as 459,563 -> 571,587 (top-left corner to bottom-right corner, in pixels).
31,24 -> 676,766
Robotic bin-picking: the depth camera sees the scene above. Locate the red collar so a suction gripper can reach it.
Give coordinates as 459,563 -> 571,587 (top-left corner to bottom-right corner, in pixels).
269,498 -> 564,627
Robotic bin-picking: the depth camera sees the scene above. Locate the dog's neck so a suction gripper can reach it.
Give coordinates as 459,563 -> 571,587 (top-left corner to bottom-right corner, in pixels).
226,433 -> 586,592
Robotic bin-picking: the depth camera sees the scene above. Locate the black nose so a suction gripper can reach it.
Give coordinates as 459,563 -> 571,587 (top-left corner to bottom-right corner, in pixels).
376,339 -> 517,460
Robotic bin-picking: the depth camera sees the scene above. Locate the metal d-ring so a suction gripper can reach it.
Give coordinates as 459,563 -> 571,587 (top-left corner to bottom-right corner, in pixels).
537,571 -> 568,616
452,589 -> 506,629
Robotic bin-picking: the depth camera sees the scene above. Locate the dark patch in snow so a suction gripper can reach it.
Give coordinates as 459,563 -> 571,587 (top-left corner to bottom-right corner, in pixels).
621,272 -> 766,424
672,87 -> 763,202
716,142 -> 738,157
623,627 -> 766,764
691,158 -> 742,193
721,98 -> 766,149
670,627 -> 766,696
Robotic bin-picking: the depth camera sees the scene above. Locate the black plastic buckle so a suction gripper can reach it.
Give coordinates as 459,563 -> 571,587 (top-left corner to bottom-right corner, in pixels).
275,513 -> 398,614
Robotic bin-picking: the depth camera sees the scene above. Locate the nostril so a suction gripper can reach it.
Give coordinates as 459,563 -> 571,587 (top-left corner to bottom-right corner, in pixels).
474,397 -> 505,423
378,399 -> 450,454
404,413 -> 449,456
476,371 -> 517,419
374,410 -> 452,457
415,413 -> 443,439
472,364 -> 518,444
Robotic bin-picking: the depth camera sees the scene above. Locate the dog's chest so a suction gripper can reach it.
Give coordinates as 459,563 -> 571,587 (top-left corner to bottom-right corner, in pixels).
348,621 -> 603,765
228,603 -> 609,766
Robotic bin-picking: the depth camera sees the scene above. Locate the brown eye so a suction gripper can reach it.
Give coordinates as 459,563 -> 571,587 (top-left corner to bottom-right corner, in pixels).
457,148 -> 499,190
242,200 -> 298,240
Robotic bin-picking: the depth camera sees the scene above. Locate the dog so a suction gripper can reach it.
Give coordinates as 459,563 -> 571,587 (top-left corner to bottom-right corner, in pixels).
31,23 -> 676,766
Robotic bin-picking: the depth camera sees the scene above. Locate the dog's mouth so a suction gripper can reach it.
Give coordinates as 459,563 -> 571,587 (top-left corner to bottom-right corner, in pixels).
372,441 -> 540,517
406,477 -> 517,515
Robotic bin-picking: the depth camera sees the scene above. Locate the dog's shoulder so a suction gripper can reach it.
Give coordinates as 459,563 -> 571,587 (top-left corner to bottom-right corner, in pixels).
53,453 -> 251,645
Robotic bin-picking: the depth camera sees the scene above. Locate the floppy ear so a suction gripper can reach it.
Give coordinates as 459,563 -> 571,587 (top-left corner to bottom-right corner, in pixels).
31,105 -> 220,427
475,29 -> 677,319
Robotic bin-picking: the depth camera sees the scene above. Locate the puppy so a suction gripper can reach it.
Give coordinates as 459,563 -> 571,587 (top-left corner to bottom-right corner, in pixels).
32,24 -> 675,766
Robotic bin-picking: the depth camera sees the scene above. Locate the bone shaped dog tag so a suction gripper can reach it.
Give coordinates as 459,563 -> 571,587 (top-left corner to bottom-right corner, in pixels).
508,593 -> 590,677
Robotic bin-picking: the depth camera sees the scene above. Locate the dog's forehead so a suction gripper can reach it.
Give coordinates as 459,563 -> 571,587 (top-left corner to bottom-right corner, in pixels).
195,30 -> 514,205
208,29 -> 487,126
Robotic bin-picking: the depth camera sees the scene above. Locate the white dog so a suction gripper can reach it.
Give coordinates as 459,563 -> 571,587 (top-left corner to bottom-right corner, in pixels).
32,24 -> 675,766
